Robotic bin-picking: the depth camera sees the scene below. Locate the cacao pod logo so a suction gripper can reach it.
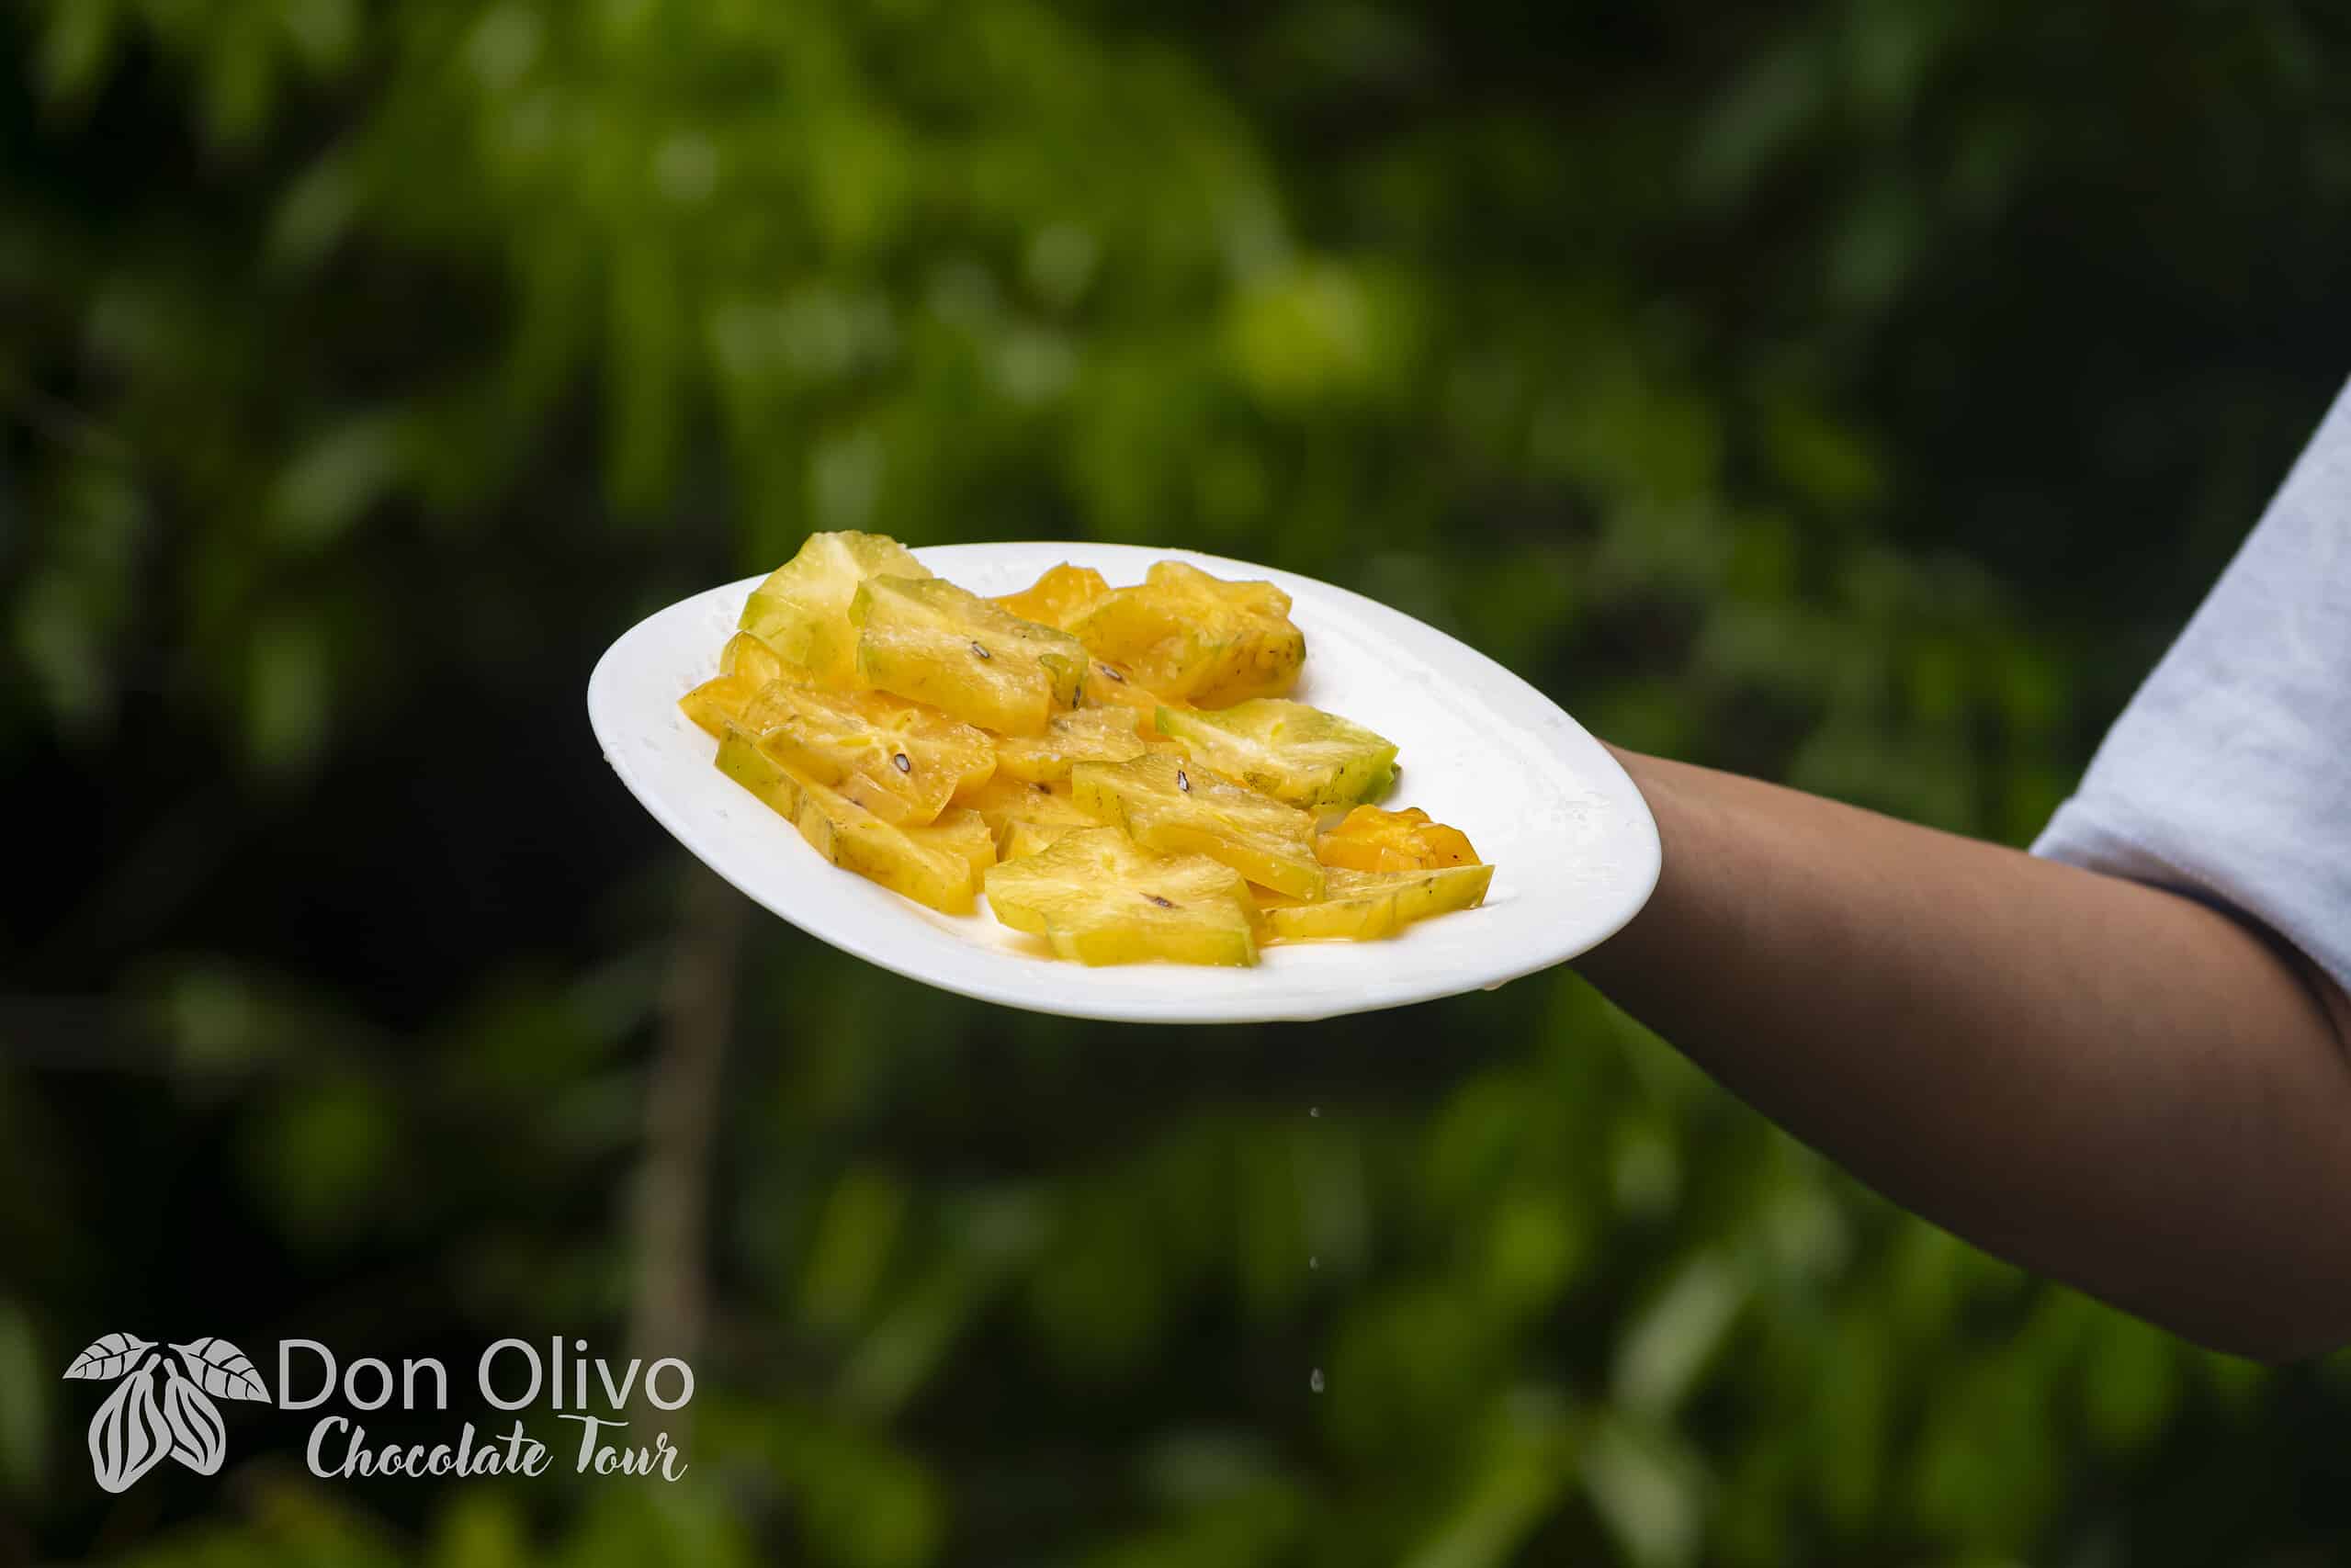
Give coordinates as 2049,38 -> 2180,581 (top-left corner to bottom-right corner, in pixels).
85,1359 -> 169,1494
62,1333 -> 270,1491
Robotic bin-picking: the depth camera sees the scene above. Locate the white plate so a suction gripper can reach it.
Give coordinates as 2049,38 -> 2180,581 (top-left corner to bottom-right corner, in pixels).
587,543 -> 1658,1024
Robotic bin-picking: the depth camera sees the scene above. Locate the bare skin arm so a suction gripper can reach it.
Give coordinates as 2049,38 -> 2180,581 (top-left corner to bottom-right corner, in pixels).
1575,747 -> 2351,1362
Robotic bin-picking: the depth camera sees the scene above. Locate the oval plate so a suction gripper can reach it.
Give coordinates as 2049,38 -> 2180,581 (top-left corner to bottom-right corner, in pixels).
588,543 -> 1658,1023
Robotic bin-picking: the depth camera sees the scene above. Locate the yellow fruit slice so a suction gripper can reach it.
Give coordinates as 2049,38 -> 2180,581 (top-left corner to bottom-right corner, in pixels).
983,828 -> 1258,966
734,680 -> 996,827
720,630 -> 787,688
913,807 -> 998,886
1080,656 -> 1171,715
1260,863 -> 1493,942
1153,698 -> 1397,808
1066,560 -> 1305,705
714,726 -> 986,914
957,775 -> 1102,849
991,563 -> 1110,628
958,775 -> 1070,832
714,720 -> 807,818
1070,753 -> 1324,900
852,577 -> 1087,736
680,635 -> 797,738
992,708 -> 1151,784
1315,805 -> 1481,873
739,531 -> 931,687
679,673 -> 765,739
1000,819 -> 1088,860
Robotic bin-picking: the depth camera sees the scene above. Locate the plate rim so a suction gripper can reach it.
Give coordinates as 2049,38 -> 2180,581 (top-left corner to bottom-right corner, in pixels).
588,540 -> 1660,1023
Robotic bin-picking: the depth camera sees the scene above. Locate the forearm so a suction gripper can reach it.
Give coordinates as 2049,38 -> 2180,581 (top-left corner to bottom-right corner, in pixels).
1577,748 -> 2351,1359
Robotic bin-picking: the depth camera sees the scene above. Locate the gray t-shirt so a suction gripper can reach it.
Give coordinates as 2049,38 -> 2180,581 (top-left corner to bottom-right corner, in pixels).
2033,378 -> 2351,994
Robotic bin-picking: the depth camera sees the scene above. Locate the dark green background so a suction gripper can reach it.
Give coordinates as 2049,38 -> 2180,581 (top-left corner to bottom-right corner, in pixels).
6,2 -> 2351,1562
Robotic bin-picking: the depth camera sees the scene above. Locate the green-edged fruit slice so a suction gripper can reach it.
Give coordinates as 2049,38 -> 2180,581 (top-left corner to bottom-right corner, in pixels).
714,725 -> 990,914
1069,753 -> 1324,900
1259,863 -> 1494,942
983,828 -> 1258,966
738,531 -> 932,687
853,576 -> 1086,736
1153,698 -> 1397,808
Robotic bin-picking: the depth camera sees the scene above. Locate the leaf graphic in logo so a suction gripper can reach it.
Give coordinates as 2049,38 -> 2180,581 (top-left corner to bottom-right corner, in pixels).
159,1363 -> 227,1475
88,1357 -> 171,1494
168,1337 -> 270,1403
62,1333 -> 158,1382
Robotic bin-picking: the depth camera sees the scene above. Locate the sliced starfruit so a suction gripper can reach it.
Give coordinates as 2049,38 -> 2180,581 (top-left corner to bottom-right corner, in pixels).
738,530 -> 932,687
992,707 -> 1151,784
679,673 -> 766,739
1080,656 -> 1170,715
852,576 -> 1086,736
1258,863 -> 1493,943
715,726 -> 989,914
1000,819 -> 1088,860
1315,805 -> 1480,873
957,775 -> 1102,849
720,630 -> 787,688
714,720 -> 806,818
1070,753 -> 1324,900
983,828 -> 1258,966
912,807 -> 999,886
737,680 -> 996,827
990,570 -> 1171,713
1153,698 -> 1397,809
991,563 -> 1110,629
1066,560 -> 1305,705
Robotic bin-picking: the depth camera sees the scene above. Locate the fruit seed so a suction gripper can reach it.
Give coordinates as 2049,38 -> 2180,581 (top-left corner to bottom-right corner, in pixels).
892,752 -> 911,773
1176,769 -> 1191,793
969,641 -> 991,660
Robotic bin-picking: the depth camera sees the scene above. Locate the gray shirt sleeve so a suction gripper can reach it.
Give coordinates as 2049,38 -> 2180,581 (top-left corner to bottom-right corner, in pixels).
2032,378 -> 2351,994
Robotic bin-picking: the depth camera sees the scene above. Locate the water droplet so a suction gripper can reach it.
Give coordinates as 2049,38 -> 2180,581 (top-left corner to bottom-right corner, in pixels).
1309,1368 -> 1325,1393
1308,1255 -> 1319,1269
1308,1106 -> 1319,1118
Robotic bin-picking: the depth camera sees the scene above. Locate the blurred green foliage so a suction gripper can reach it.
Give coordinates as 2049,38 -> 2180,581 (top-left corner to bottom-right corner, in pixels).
6,1 -> 2351,1563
